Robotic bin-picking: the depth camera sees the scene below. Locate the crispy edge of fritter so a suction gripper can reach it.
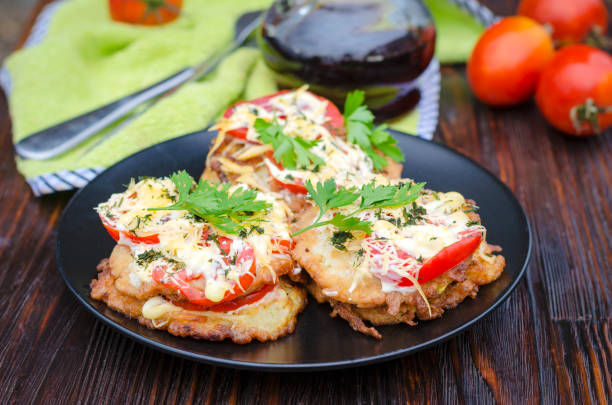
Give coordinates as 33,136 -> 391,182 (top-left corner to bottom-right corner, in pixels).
301,250 -> 505,338
90,256 -> 307,344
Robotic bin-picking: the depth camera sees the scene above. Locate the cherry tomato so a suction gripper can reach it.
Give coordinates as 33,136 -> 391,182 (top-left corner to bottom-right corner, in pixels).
99,214 -> 160,245
151,240 -> 256,307
467,16 -> 555,106
173,283 -> 275,313
518,0 -> 608,44
108,0 -> 182,26
222,90 -> 345,139
535,45 -> 612,136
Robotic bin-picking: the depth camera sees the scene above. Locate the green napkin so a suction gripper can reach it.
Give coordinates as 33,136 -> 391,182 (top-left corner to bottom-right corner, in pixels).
425,0 -> 487,64
4,0 -> 484,191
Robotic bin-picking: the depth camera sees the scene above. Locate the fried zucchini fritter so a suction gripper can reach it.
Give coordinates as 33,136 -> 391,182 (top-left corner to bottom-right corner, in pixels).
91,250 -> 307,344
291,187 -> 505,339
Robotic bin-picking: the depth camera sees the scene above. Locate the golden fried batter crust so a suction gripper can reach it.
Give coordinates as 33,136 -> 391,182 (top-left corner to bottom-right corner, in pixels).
90,251 -> 307,344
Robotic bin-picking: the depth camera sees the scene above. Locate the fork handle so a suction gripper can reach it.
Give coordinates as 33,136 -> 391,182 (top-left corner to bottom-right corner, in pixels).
14,67 -> 195,160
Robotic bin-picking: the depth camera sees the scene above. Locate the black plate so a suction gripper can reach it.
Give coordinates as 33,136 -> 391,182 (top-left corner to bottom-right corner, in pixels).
56,130 -> 531,371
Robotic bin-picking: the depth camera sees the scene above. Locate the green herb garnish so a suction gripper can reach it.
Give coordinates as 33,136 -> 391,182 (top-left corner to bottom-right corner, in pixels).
292,178 -> 425,237
136,250 -> 164,267
149,171 -> 271,234
343,90 -> 404,171
402,202 -> 427,226
330,230 -> 354,250
254,118 -> 324,170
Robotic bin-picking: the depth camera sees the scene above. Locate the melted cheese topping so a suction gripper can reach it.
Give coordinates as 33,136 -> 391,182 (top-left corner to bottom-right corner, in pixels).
215,87 -> 377,189
319,179 -> 485,295
96,178 -> 292,302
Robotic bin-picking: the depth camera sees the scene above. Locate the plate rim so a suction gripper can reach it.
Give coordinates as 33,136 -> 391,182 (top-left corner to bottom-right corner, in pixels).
56,129 -> 533,372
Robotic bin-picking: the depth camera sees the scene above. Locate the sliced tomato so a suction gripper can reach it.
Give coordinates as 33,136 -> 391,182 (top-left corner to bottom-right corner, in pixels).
367,233 -> 483,288
264,152 -> 309,194
222,90 -> 344,140
397,234 -> 482,287
173,283 -> 275,313
271,238 -> 295,254
198,228 -> 234,257
226,127 -> 248,140
270,174 -> 309,194
151,240 -> 256,307
99,214 -> 159,245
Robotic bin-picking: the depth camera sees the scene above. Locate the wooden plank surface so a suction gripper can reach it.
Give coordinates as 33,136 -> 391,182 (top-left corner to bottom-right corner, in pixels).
0,0 -> 611,403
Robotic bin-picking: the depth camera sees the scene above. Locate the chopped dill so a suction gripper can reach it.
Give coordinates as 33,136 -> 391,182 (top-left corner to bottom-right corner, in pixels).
330,230 -> 354,250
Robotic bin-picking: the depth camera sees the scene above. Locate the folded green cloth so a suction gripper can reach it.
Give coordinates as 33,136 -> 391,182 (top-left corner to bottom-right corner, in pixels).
4,0 -> 484,193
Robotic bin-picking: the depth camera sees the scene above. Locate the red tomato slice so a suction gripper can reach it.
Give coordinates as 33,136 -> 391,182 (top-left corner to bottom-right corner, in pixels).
271,238 -> 295,254
222,90 -> 344,140
100,214 -> 160,245
264,152 -> 309,194
151,240 -> 256,307
367,233 -> 482,287
397,234 -> 482,287
173,283 -> 275,313
197,228 -> 234,258
226,127 -> 248,140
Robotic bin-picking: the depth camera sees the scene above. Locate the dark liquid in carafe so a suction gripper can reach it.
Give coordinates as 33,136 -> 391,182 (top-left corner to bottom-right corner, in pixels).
259,0 -> 436,120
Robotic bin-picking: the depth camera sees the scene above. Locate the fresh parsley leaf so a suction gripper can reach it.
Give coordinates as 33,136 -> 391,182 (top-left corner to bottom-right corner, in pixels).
343,90 -> 405,171
329,214 -> 373,233
149,171 -> 271,234
254,118 -> 324,170
169,170 -> 194,204
294,179 -> 363,237
359,181 -> 425,210
293,179 -> 425,238
304,179 -> 359,212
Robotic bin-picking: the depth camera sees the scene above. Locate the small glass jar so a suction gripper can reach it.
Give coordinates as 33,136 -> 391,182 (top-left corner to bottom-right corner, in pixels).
258,0 -> 436,120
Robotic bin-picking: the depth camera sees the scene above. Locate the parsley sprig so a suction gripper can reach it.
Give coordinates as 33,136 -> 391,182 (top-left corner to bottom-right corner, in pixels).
343,90 -> 404,171
149,171 -> 271,234
292,178 -> 425,237
254,118 -> 324,170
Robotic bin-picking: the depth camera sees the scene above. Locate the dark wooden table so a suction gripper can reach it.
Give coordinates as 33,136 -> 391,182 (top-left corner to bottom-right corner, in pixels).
1,1 -> 611,403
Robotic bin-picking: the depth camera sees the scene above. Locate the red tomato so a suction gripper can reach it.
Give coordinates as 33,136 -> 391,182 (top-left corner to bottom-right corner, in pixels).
467,17 -> 555,106
397,234 -> 482,287
222,90 -> 345,139
536,45 -> 612,136
108,0 -> 182,26
518,0 -> 608,44
264,152 -> 309,194
200,226 -> 293,255
368,233 -> 482,287
99,214 -> 160,245
151,240 -> 256,307
270,238 -> 295,254
173,283 -> 275,313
